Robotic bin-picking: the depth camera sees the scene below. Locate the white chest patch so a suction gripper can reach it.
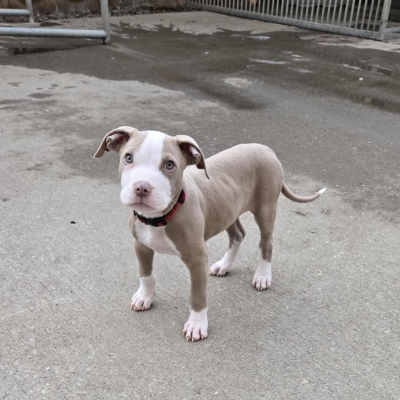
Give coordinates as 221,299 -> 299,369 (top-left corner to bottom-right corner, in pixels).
134,221 -> 180,257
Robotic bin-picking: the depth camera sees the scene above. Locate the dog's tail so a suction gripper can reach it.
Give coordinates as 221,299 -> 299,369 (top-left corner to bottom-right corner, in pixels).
281,182 -> 327,203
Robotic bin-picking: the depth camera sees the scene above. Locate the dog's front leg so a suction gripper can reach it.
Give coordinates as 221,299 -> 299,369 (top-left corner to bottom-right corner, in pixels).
182,247 -> 209,341
131,240 -> 156,311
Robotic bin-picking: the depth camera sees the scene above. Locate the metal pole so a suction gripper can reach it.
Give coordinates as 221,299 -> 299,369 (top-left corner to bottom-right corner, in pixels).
0,9 -> 31,16
0,27 -> 108,39
100,0 -> 110,44
348,0 -> 356,27
372,0 -> 382,30
25,0 -> 34,23
377,0 -> 391,40
366,0 -> 376,29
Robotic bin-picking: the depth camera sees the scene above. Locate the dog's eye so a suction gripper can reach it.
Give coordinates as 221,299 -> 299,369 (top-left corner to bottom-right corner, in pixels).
165,160 -> 175,171
125,153 -> 133,164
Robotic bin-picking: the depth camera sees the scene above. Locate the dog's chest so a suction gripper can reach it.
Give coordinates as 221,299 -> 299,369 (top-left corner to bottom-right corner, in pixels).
134,222 -> 180,257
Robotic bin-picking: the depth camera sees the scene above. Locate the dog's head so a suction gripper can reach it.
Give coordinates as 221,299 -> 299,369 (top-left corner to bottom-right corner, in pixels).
94,126 -> 208,216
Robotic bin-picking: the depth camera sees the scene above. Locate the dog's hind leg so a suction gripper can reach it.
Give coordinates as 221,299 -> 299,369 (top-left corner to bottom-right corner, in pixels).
252,206 -> 277,290
209,219 -> 246,276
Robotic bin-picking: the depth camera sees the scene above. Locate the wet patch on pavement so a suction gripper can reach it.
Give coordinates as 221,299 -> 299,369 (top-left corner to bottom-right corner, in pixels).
7,47 -> 72,56
1,24 -> 399,115
28,93 -> 53,99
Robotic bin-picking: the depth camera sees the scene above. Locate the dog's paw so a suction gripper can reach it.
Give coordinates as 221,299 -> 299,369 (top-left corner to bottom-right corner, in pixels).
209,243 -> 241,276
209,261 -> 231,276
130,275 -> 156,311
252,260 -> 272,291
183,309 -> 208,342
252,273 -> 271,291
131,290 -> 155,311
131,291 -> 154,311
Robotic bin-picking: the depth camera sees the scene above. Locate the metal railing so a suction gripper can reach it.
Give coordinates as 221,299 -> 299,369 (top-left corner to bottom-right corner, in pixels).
188,0 -> 394,40
0,0 -> 110,43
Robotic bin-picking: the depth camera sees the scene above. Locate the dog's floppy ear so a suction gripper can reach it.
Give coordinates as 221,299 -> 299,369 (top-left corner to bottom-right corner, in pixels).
93,126 -> 139,158
175,135 -> 209,179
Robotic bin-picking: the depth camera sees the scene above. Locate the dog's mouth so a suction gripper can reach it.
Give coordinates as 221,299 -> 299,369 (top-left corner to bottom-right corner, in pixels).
120,187 -> 172,215
131,202 -> 155,212
131,197 -> 169,214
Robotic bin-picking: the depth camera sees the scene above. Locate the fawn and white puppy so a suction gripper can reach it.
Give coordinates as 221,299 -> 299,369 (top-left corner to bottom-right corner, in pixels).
94,126 -> 326,341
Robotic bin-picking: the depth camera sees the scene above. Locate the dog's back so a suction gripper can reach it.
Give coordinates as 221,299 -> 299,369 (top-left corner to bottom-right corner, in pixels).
183,144 -> 284,240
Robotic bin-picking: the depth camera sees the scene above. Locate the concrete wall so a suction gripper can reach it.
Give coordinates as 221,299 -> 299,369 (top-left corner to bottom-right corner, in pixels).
0,0 -> 186,14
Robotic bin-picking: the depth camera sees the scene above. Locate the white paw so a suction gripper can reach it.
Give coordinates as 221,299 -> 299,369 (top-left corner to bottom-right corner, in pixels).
131,290 -> 155,311
252,259 -> 272,291
183,309 -> 208,341
252,273 -> 271,291
130,275 -> 156,311
209,261 -> 231,276
209,242 -> 240,276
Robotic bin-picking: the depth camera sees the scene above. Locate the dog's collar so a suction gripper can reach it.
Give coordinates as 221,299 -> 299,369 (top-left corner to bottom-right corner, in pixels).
133,189 -> 186,227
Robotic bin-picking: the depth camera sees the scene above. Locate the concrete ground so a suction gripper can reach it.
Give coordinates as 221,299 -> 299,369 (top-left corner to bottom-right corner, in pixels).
1,11 -> 400,399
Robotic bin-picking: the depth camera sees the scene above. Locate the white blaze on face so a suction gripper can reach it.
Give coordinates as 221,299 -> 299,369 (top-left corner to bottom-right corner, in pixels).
120,131 -> 172,215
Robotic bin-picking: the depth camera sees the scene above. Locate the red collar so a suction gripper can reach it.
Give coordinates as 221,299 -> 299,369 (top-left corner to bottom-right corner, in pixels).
133,189 -> 186,227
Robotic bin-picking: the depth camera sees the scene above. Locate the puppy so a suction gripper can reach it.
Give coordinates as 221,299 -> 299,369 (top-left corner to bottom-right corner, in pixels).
94,126 -> 326,341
